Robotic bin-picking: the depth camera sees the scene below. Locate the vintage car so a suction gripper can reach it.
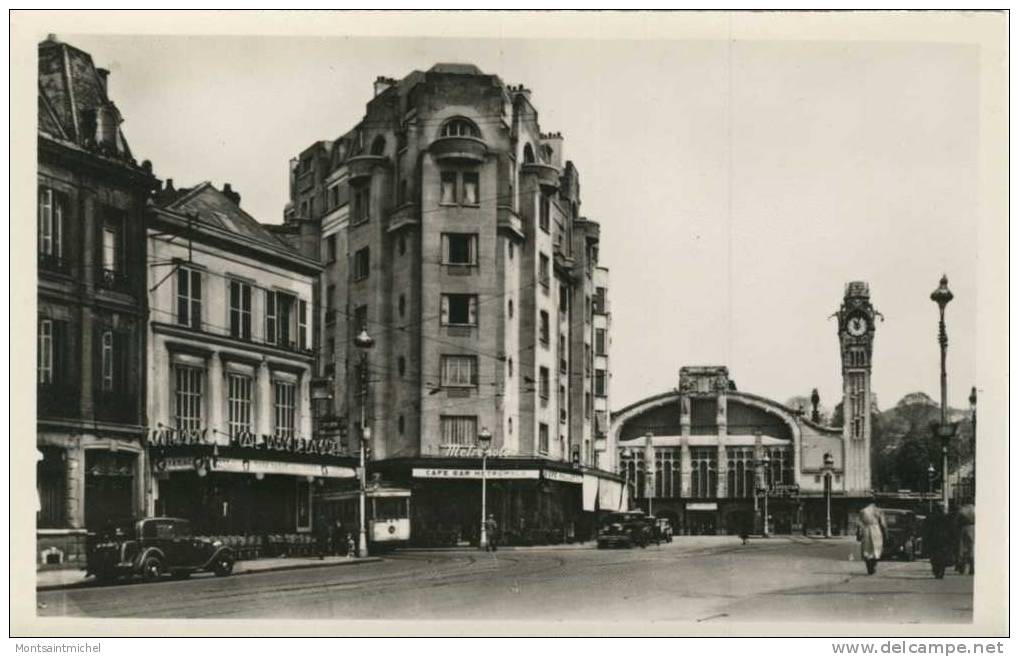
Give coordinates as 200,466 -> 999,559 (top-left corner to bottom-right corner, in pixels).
882,509 -> 921,561
86,517 -> 235,582
596,511 -> 653,549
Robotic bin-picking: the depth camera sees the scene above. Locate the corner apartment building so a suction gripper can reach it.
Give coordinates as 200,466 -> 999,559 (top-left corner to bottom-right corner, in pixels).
285,64 -> 623,545
36,36 -> 158,566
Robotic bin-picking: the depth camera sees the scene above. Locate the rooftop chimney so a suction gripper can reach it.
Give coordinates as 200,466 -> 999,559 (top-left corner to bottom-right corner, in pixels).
96,68 -> 110,94
374,76 -> 396,97
222,183 -> 241,206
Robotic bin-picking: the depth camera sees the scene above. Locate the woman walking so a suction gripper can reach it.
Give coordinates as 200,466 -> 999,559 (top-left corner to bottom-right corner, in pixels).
856,495 -> 887,575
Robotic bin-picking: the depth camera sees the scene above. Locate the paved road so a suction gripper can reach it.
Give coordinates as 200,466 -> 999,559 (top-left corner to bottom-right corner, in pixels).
37,537 -> 972,624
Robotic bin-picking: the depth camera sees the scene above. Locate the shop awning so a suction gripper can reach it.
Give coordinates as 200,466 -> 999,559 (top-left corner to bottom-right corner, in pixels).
598,478 -> 624,511
582,474 -> 599,512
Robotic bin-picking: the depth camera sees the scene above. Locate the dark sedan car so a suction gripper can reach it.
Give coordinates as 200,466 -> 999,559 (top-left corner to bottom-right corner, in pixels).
86,517 -> 235,582
882,509 -> 921,561
597,511 -> 653,549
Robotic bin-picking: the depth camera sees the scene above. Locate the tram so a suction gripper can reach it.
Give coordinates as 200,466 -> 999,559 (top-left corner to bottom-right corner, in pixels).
317,485 -> 412,550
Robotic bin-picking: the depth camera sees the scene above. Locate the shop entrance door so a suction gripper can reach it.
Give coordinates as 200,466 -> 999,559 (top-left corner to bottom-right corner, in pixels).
686,510 -> 717,535
84,451 -> 135,529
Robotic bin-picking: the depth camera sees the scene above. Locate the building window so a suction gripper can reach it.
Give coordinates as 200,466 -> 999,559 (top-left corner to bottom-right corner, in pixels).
690,448 -> 718,498
352,184 -> 370,225
655,449 -> 682,498
558,284 -> 569,314
507,358 -> 513,378
100,330 -> 114,391
539,254 -> 551,292
398,415 -> 405,435
174,365 -> 204,432
585,345 -> 592,376
585,295 -> 592,323
441,294 -> 477,326
329,186 -> 339,210
397,356 -> 406,377
594,287 -> 607,314
539,367 -> 550,400
325,234 -> 337,263
725,447 -> 757,498
507,298 -> 514,319
354,304 -> 368,332
441,415 -> 477,446
353,247 -> 371,281
227,374 -> 253,437
585,392 -> 592,419
558,385 -> 567,424
462,172 -> 479,205
398,294 -> 406,317
229,280 -> 252,340
38,187 -> 65,262
558,334 -> 567,373
266,291 -> 306,349
441,355 -> 478,387
539,311 -> 550,345
594,369 -> 606,397
508,241 -> 514,260
176,267 -> 202,330
326,284 -> 337,314
595,329 -> 607,356
101,220 -> 122,274
273,380 -> 297,439
37,319 -> 53,384
538,423 -> 549,454
440,117 -> 481,138
765,446 -> 794,487
539,195 -> 550,233
37,447 -> 66,528
398,234 -> 407,256
508,417 -> 513,435
442,233 -> 478,266
440,172 -> 458,205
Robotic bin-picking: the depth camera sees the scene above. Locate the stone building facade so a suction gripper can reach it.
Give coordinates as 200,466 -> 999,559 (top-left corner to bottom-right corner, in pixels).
612,283 -> 879,535
36,36 -> 158,565
285,64 -> 622,545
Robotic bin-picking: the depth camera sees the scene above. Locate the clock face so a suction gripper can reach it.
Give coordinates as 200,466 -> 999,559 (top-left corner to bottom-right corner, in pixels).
847,316 -> 868,337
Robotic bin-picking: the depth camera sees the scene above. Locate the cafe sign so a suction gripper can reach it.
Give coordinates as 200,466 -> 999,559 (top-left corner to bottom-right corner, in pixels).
145,427 -> 343,457
543,470 -> 583,485
413,468 -> 540,480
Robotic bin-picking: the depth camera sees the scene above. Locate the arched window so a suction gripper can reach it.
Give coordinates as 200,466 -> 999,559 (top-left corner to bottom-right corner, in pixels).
523,143 -> 535,164
370,135 -> 386,156
440,117 -> 480,138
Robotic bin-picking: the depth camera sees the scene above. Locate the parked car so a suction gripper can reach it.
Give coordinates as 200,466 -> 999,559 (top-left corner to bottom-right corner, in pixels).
86,517 -> 235,582
597,511 -> 653,549
882,509 -> 921,561
653,517 -> 674,543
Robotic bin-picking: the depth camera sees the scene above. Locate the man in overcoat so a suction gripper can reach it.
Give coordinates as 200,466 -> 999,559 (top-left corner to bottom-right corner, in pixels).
857,496 -> 887,575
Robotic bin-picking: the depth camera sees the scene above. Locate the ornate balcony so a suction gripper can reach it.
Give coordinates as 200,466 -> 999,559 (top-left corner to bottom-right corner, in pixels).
386,203 -> 419,233
521,162 -> 560,193
346,154 -> 389,182
429,136 -> 488,164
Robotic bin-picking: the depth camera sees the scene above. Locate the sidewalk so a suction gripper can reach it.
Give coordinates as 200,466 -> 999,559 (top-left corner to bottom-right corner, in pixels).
37,555 -> 381,592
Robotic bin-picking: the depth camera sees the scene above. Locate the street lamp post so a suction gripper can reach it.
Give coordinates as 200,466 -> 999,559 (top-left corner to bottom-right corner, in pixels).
620,447 -> 633,510
761,454 -> 771,538
822,452 -> 834,538
930,275 -> 953,511
354,328 -> 375,558
477,426 -> 492,550
927,464 -> 936,514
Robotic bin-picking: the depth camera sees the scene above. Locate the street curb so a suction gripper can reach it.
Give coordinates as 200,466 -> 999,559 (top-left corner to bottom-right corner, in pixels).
36,557 -> 383,593
396,544 -> 596,553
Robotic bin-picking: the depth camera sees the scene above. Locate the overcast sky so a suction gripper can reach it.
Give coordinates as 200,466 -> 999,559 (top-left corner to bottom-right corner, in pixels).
65,33 -> 981,413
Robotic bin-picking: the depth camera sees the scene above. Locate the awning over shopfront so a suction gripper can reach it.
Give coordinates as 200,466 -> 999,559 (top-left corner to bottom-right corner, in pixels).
582,474 -> 599,512
152,454 -> 355,479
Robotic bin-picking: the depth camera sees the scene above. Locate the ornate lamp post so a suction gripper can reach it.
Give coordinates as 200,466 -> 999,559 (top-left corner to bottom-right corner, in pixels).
822,452 -> 834,538
354,327 -> 375,558
930,275 -> 954,511
477,426 -> 492,550
620,446 -> 633,510
927,463 -> 936,514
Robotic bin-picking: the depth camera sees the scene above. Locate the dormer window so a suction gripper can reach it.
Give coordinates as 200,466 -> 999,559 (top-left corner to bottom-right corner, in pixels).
440,117 -> 481,139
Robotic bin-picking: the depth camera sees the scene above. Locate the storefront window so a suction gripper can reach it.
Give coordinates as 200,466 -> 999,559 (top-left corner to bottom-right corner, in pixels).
274,380 -> 296,439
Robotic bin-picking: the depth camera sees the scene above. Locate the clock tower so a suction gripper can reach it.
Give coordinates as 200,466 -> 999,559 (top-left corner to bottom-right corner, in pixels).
836,281 -> 879,494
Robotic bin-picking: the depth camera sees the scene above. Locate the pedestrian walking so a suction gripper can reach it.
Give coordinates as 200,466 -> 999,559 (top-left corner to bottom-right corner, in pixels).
738,512 -> 751,546
856,495 -> 887,575
923,504 -> 954,579
346,533 -> 356,558
484,514 -> 499,552
955,503 -> 975,575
